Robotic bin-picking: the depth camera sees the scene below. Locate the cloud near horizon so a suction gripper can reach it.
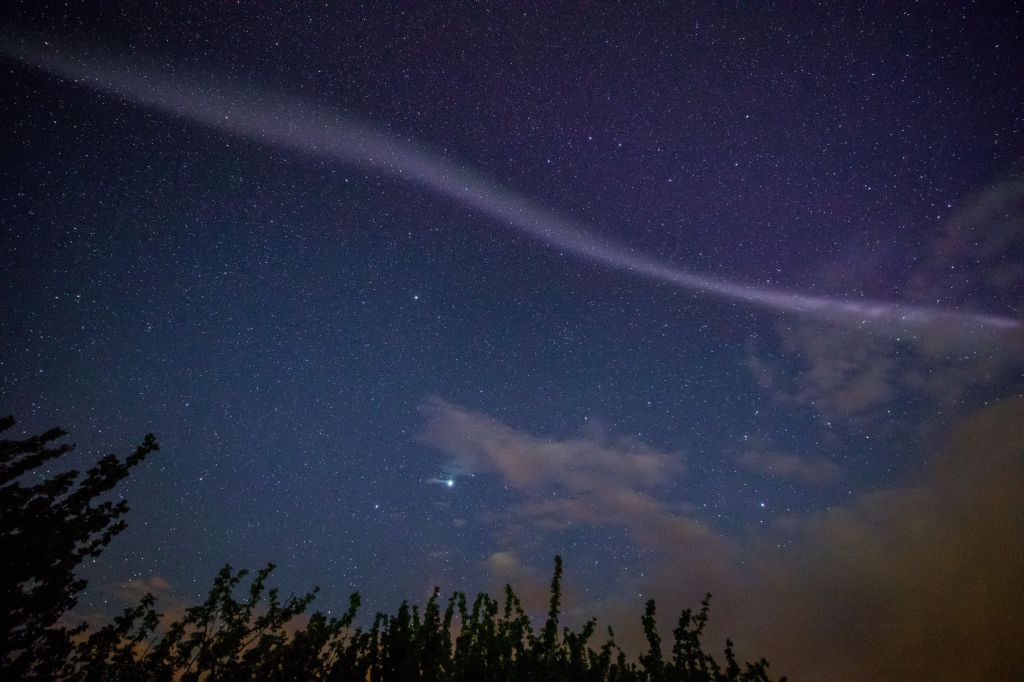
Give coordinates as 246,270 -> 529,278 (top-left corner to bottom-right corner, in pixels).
418,395 -> 1024,682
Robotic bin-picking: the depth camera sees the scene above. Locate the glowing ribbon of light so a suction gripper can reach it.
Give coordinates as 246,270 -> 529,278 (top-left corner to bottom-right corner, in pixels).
3,34 -> 1020,343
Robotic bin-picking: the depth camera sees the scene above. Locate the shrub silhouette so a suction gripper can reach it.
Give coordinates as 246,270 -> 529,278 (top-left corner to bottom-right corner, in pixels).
1,418 -> 785,681
69,559 -> 783,682
0,416 -> 159,679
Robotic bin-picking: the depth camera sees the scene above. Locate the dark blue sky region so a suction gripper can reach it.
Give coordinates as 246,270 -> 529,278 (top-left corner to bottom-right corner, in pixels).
2,4 -> 1022,680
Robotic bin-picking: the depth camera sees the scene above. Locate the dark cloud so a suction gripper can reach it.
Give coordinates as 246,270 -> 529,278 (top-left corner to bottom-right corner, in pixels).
737,397 -> 1024,681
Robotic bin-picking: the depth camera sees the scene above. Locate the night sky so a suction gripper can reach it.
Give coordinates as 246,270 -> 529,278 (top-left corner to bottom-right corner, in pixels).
2,4 -> 1023,680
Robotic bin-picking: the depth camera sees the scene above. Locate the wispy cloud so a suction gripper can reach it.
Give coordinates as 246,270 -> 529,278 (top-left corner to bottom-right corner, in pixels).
747,179 -> 1024,425
419,396 -> 683,505
736,449 -> 841,486
419,396 -> 736,584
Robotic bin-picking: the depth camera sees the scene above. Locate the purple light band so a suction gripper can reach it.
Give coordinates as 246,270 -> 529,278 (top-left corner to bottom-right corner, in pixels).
4,34 -> 1020,344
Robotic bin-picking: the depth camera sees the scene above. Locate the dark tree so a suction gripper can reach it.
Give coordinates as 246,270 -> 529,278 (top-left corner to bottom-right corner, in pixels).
1,414 -> 784,681
66,556 -> 784,682
0,416 -> 159,679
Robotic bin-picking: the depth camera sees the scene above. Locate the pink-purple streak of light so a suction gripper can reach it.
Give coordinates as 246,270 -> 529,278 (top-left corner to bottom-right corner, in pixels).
3,34 -> 1020,345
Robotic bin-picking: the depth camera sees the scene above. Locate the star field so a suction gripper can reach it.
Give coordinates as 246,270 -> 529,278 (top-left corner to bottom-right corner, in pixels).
2,4 -> 1023,680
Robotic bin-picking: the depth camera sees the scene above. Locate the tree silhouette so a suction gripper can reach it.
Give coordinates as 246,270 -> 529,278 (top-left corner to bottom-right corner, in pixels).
65,558 -> 783,682
1,416 -> 785,681
0,416 -> 159,678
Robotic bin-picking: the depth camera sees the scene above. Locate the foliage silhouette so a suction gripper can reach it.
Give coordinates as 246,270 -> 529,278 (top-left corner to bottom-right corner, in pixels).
0,416 -> 159,679
66,560 -> 784,682
1,418 -> 785,681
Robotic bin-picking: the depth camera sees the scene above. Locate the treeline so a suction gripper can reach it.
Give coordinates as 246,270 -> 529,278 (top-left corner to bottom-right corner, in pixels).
0,417 -> 785,681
